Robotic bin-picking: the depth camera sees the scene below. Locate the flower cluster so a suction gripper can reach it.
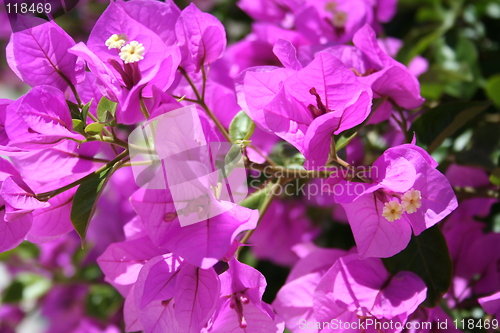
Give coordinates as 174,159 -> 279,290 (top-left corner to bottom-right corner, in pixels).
0,0 -> 498,332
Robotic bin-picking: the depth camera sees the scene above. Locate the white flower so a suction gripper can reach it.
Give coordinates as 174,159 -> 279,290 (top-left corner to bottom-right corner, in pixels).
119,41 -> 145,64
401,189 -> 422,214
105,34 -> 128,50
382,200 -> 404,222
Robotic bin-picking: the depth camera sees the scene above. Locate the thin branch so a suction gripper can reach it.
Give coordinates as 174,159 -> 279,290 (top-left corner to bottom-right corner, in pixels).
201,64 -> 208,102
247,143 -> 278,167
179,67 -> 232,143
139,96 -> 151,120
170,94 -> 199,104
236,178 -> 284,257
36,150 -> 129,201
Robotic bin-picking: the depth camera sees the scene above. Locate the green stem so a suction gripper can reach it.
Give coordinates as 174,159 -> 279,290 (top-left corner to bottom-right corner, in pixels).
79,135 -> 129,150
36,150 -> 129,201
179,67 -> 232,143
236,179 -> 284,257
170,94 -> 199,104
389,99 -> 411,143
247,143 -> 278,167
201,64 -> 208,102
60,71 -> 82,107
139,96 -> 151,120
87,112 -> 114,138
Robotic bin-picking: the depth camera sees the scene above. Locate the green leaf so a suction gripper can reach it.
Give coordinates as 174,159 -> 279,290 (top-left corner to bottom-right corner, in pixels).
0,241 -> 40,261
85,283 -> 123,320
84,122 -> 105,136
70,167 -> 114,244
220,144 -> 243,179
67,101 -> 81,120
17,273 -> 51,302
486,74 -> 500,108
490,168 -> 500,186
72,119 -> 85,134
410,101 -> 490,153
81,99 -> 93,126
229,111 -> 255,141
1,280 -> 24,303
98,111 -> 117,126
1,273 -> 51,304
97,97 -> 117,123
383,225 -> 452,307
239,183 -> 272,210
335,132 -> 358,152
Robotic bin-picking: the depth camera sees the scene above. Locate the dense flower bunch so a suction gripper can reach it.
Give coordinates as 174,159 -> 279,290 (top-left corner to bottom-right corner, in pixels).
0,0 -> 499,332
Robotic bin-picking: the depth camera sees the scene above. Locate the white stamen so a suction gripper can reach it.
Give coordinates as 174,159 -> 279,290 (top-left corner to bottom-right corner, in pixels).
382,200 -> 403,222
401,189 -> 422,214
119,41 -> 145,64
105,34 -> 128,50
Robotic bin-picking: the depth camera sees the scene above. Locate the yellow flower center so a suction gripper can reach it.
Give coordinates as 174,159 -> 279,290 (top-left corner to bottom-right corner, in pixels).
119,41 -> 146,64
105,34 -> 128,50
382,200 -> 403,222
325,1 -> 338,12
332,11 -> 348,28
401,189 -> 422,214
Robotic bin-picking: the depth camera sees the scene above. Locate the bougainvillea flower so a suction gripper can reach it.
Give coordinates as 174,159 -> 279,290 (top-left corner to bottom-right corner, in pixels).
0,305 -> 24,333
0,211 -> 32,254
314,254 -> 427,324
131,254 -> 221,333
320,25 -> 424,124
335,144 -> 457,257
119,0 -> 180,46
3,86 -> 84,151
273,247 -> 347,333
479,292 -> 500,319
10,143 -> 101,189
0,158 -> 34,252
0,175 -> 49,222
131,187 -> 258,269
457,231 -> 500,299
237,52 -> 372,167
212,22 -> 309,87
352,25 -> 424,109
445,164 -> 497,218
98,234 -> 163,296
40,284 -> 89,333
69,1 -> 180,124
6,17 -> 84,91
237,0 -> 303,24
295,0 -> 370,43
441,211 -> 500,305
250,199 -> 319,266
294,0 -> 379,44
210,259 -> 284,332
175,3 -> 226,73
377,37 -> 429,77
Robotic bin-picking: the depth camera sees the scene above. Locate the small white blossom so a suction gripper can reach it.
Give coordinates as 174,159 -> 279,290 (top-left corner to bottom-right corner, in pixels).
382,200 -> 404,222
401,189 -> 422,214
105,34 -> 128,50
